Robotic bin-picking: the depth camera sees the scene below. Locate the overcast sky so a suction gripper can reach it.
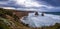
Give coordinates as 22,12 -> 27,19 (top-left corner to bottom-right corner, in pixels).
0,0 -> 60,12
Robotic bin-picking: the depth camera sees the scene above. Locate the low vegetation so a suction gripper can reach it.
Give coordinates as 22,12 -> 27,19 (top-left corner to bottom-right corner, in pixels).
0,18 -> 9,29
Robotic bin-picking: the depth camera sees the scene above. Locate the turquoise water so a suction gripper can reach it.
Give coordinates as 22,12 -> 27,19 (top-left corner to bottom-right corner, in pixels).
45,12 -> 60,15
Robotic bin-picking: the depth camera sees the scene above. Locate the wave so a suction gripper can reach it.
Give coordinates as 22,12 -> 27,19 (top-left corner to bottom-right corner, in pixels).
20,13 -> 60,27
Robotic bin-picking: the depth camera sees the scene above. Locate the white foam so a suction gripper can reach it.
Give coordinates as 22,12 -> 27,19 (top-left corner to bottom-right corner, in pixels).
20,13 -> 60,27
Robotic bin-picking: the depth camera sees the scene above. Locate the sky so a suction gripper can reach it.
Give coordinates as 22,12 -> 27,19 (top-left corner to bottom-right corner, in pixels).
0,0 -> 60,12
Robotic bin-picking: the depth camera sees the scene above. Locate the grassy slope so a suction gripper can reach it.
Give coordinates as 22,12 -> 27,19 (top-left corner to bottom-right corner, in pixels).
0,17 -> 9,29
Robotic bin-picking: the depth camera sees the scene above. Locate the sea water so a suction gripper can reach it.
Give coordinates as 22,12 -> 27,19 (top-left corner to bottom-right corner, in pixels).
45,12 -> 60,15
20,12 -> 60,27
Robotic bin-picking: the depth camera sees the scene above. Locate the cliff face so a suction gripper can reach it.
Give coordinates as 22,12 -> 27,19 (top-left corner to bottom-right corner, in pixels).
13,11 -> 28,18
12,10 -> 35,19
0,8 -> 33,29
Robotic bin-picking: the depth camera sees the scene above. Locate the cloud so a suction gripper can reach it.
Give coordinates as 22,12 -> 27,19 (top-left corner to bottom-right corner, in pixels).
39,0 -> 60,7
2,7 -> 15,9
0,0 -> 60,12
0,0 -> 8,1
15,0 -> 41,7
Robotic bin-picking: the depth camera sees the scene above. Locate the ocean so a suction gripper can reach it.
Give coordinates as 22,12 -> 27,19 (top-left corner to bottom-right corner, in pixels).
45,12 -> 60,15
20,12 -> 60,27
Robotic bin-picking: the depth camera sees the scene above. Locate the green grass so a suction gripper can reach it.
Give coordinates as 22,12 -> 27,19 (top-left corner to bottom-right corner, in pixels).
0,22 -> 9,29
0,17 -> 9,29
